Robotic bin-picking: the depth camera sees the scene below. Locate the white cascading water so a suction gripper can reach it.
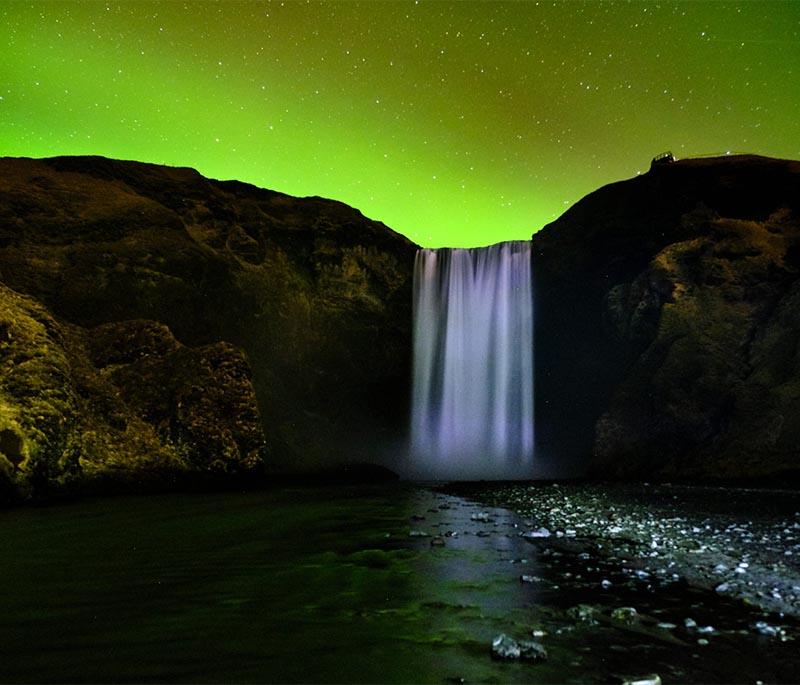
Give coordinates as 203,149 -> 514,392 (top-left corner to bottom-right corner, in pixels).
410,240 -> 534,480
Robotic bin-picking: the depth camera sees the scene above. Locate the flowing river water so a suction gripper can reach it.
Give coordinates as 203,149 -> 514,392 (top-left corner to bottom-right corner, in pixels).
0,485 -> 797,683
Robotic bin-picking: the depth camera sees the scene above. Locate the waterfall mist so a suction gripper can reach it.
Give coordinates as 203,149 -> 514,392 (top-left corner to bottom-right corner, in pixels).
409,241 -> 534,480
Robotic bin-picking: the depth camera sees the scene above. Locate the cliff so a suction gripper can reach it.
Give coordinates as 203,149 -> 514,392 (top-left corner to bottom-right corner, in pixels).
0,156 -> 416,497
3,152 -> 800,492
532,154 -> 800,481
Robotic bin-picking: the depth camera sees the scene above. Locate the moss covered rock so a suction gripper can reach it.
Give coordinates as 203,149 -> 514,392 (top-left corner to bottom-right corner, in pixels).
0,284 -> 264,501
0,155 -> 416,478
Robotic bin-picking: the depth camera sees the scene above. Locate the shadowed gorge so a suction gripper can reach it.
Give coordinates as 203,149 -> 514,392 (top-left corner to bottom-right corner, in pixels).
2,154 -> 800,494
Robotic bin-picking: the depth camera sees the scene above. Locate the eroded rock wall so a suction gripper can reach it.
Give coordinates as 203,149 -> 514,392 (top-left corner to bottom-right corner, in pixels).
0,155 -> 416,478
0,284 -> 264,500
533,155 -> 800,481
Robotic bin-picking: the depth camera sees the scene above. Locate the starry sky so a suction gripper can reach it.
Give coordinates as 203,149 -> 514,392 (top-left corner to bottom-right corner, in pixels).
2,1 -> 799,247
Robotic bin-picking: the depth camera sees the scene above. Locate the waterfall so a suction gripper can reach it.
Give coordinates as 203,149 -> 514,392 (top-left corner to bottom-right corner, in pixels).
410,240 -> 534,480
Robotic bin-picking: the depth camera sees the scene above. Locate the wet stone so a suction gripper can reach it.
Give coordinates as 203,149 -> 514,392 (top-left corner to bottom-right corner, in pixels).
520,574 -> 543,584
491,634 -> 520,660
567,604 -> 598,622
611,607 -> 638,623
612,675 -> 662,685
519,640 -> 548,662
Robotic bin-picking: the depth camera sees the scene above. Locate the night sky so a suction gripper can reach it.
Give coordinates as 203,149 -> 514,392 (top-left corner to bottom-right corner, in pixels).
2,1 -> 799,247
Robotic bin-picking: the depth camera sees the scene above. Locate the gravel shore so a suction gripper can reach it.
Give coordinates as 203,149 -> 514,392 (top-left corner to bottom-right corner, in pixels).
445,482 -> 800,621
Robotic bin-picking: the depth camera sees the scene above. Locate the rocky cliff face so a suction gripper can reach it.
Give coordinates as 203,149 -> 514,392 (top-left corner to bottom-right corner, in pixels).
0,156 -> 416,495
4,152 -> 798,491
532,155 -> 800,481
0,284 -> 263,499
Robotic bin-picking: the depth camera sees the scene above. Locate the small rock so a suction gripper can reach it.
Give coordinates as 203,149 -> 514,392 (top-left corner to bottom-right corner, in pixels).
610,607 -> 638,623
615,676 -> 661,685
715,582 -> 731,594
601,579 -> 613,589
522,527 -> 551,539
752,621 -> 780,637
520,574 -> 542,584
519,640 -> 548,662
697,638 -> 709,646
491,634 -> 520,660
409,530 -> 429,538
430,536 -> 445,547
471,512 -> 491,522
567,604 -> 597,622
656,622 -> 677,630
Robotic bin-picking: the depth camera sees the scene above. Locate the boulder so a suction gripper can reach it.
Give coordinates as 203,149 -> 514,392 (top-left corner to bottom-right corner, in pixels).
0,283 -> 264,501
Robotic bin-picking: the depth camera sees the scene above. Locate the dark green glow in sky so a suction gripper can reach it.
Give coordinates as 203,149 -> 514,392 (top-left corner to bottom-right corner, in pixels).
2,1 -> 799,247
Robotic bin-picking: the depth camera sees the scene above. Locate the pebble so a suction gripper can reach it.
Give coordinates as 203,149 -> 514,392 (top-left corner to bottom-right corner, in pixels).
752,621 -> 784,638
616,676 -> 661,685
459,482 -> 800,620
490,634 -> 519,660
567,604 -> 597,622
520,574 -> 542,584
519,640 -> 548,662
610,607 -> 638,623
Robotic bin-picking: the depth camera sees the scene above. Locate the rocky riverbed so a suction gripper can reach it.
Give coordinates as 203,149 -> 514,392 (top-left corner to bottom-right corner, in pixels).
3,484 -> 798,683
446,481 -> 800,622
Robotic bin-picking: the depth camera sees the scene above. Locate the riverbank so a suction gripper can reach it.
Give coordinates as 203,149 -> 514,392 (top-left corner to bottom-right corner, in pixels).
3,484 -> 799,682
444,481 -> 800,622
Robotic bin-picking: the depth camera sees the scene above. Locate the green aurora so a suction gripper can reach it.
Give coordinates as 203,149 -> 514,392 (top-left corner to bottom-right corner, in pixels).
2,0 -> 799,247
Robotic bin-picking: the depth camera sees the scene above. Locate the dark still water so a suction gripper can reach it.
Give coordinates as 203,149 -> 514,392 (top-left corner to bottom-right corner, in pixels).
0,486 -> 797,683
